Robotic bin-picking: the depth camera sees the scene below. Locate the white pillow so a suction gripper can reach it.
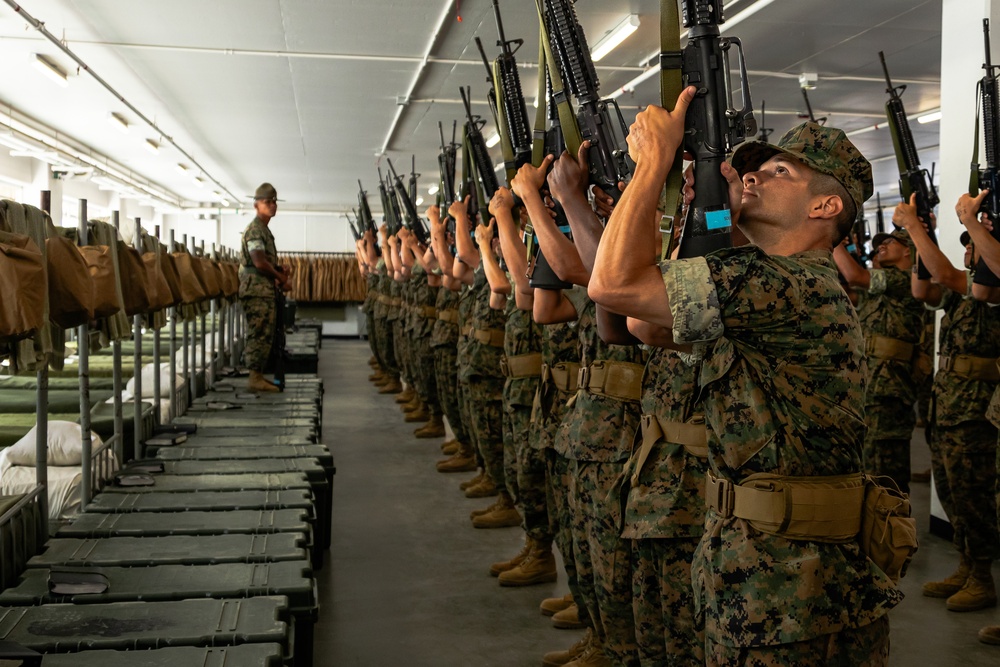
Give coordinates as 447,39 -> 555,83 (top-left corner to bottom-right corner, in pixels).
6,421 -> 102,466
126,363 -> 183,398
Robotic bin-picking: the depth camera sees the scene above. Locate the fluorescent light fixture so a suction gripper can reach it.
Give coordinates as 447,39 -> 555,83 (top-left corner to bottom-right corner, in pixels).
485,132 -> 501,148
108,112 -> 129,133
176,163 -> 188,174
723,0 -> 777,32
427,184 -> 439,195
193,177 -> 204,187
533,96 -> 540,108
220,198 -> 230,207
31,53 -> 68,88
416,196 -> 425,206
10,149 -> 60,163
145,139 -> 159,154
0,134 -> 37,152
494,161 -> 504,172
917,110 -> 942,124
591,14 -> 640,62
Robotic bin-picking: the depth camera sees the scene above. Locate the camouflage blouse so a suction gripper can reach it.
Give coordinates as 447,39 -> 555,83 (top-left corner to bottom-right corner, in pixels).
238,216 -> 277,299
858,266 -> 925,403
430,286 -> 460,349
503,299 -> 541,407
663,246 -> 901,647
463,266 -> 506,380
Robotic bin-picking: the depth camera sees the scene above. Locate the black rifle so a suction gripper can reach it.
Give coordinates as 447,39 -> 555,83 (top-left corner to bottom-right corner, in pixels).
675,0 -> 757,259
357,180 -> 381,256
386,158 -> 429,245
849,211 -> 870,265
438,121 -> 459,206
801,88 -> 826,125
974,18 -> 1000,286
487,0 -> 532,172
377,167 -> 400,236
875,192 -> 886,235
757,100 -> 773,143
541,0 -> 632,202
880,51 -> 939,280
460,86 -> 500,222
346,210 -> 361,242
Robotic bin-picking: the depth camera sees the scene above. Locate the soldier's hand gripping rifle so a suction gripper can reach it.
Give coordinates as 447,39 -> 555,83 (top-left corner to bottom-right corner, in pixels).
880,50 -> 939,280
973,19 -> 1000,286
541,0 -> 632,203
460,86 -> 500,224
438,121 -> 459,206
357,180 -> 381,256
386,158 -> 429,246
377,167 -> 401,237
665,0 -> 756,259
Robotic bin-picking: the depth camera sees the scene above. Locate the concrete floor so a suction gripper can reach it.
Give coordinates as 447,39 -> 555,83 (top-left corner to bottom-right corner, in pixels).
316,339 -> 1000,666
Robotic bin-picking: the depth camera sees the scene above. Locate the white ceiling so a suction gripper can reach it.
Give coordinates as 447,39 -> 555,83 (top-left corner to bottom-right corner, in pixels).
0,0 -> 943,214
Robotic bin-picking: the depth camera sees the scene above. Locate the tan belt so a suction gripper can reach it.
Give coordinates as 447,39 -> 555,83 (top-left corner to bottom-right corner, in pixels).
632,414 -> 708,485
419,305 -> 438,319
473,328 -> 505,348
501,353 -> 543,378
461,323 -> 474,337
939,354 -> 1000,382
437,309 -> 459,324
387,297 -> 402,308
706,472 -> 864,542
540,362 -> 581,393
577,360 -> 644,402
866,334 -> 914,362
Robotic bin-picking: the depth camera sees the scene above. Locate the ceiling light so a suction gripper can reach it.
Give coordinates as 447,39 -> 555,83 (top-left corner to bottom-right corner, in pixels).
416,196 -> 425,206
145,139 -> 159,154
591,14 -> 640,62
533,97 -> 540,108
193,177 -> 204,187
917,110 -> 942,124
108,112 -> 129,134
0,134 -> 36,152
220,199 -> 230,207
485,132 -> 501,148
176,163 -> 188,174
427,184 -> 439,195
31,53 -> 67,88
723,0 -> 777,32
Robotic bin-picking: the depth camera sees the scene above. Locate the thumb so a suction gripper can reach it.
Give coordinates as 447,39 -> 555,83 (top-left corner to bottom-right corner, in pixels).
576,141 -> 590,166
463,195 -> 471,205
541,153 -> 556,171
909,192 -> 918,207
672,86 -> 697,116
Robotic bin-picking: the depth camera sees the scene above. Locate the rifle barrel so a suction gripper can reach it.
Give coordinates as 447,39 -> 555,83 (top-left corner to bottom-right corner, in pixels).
878,51 -> 894,94
987,19 -> 993,71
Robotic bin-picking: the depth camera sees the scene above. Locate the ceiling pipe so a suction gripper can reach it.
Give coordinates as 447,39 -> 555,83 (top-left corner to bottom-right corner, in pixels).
379,0 -> 457,156
2,0 -> 239,205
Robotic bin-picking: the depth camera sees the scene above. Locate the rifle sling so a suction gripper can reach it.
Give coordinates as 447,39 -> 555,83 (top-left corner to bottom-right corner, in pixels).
660,0 -> 684,261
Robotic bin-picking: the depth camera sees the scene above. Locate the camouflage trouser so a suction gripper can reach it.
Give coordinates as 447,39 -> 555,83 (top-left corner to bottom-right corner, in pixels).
366,311 -> 379,362
458,379 -> 482,466
863,402 -> 916,494
547,448 -> 590,629
413,335 -> 440,416
705,616 -> 890,667
504,391 -> 551,542
468,375 -> 505,488
632,537 -> 703,666
374,317 -> 399,379
392,320 -> 409,384
930,420 -> 1000,560
434,344 -> 467,443
569,459 -> 638,665
241,296 -> 275,372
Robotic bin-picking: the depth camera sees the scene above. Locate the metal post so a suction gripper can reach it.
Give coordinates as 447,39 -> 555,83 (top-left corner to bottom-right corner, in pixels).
111,212 -> 124,465
188,236 -> 199,399
132,217 -> 143,459
78,199 -> 92,511
35,191 -> 51,536
199,241 -> 208,394
230,250 -> 239,368
169,230 -> 177,421
209,243 -> 217,389
182,235 -> 191,407
152,224 -> 162,426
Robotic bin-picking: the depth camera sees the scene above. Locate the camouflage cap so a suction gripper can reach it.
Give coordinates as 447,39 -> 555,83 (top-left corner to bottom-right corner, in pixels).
871,227 -> 913,249
730,120 -> 873,212
252,182 -> 281,201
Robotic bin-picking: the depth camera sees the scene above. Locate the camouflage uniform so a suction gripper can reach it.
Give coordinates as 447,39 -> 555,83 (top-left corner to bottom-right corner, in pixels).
363,272 -> 380,364
431,285 -> 466,442
554,297 -> 642,665
238,216 -> 277,371
388,278 -> 407,387
457,275 -> 479,464
619,348 -> 707,665
501,299 -> 545,538
858,263 -> 926,492
409,265 -> 441,415
933,274 -> 1000,562
373,267 -> 400,382
462,266 -> 506,486
662,247 -> 901,661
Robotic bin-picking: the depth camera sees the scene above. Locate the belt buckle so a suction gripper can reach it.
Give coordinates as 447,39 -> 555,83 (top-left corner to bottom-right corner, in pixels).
577,366 -> 591,390
711,476 -> 735,519
500,356 -> 510,377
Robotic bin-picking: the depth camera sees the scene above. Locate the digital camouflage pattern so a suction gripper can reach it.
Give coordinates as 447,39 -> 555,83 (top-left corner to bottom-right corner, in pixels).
242,295 -> 275,371
859,265 -> 926,490
547,448 -> 590,629
364,273 -> 379,363
631,538 -> 703,666
431,287 -> 465,442
466,267 -> 505,490
929,276 -> 1000,561
663,247 -> 901,648
373,271 -> 399,380
408,267 -> 440,415
238,216 -> 277,299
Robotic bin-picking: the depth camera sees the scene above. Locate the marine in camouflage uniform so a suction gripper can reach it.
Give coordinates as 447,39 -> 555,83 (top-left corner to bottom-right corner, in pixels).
431,283 -> 468,444
619,347 -> 706,665
239,211 -> 278,372
373,264 -> 400,386
853,229 -> 926,493
554,297 -> 643,665
362,271 -> 380,367
409,263 -> 442,425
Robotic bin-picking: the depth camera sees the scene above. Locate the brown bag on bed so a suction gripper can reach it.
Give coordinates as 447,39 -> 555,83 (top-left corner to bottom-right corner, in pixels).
211,261 -> 226,299
116,241 -> 152,316
170,252 -> 207,304
78,245 -> 122,319
45,235 -> 94,328
194,257 -> 221,299
158,252 -> 183,307
0,231 -> 46,340
142,251 -> 174,312
222,263 -> 239,298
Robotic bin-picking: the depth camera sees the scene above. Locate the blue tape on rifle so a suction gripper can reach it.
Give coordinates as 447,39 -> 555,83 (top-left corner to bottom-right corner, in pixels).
705,209 -> 731,230
557,225 -> 571,234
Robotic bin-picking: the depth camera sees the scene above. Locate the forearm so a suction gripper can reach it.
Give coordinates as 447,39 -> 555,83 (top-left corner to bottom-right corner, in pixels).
481,246 -> 512,295
832,244 -> 870,289
489,291 -> 508,310
495,209 -> 530,293
525,192 -> 588,286
559,193 -> 603,274
964,218 -> 1000,276
908,222 -> 964,292
533,287 -> 577,324
597,308 -> 640,345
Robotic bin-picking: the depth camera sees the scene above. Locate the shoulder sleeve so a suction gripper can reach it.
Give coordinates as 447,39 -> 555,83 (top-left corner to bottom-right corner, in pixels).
867,268 -> 888,295
244,224 -> 266,253
565,285 -> 591,315
660,256 -> 724,344
868,267 -> 911,298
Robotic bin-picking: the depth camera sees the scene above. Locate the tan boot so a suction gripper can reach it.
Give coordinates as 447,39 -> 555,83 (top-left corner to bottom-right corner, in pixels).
472,493 -> 521,529
489,538 -> 532,577
980,624 -> 1000,645
947,559 -> 997,611
378,379 -> 403,394
470,497 -> 501,521
464,476 -> 498,498
499,539 -> 558,586
541,593 -> 574,617
395,387 -> 415,404
459,470 -> 485,490
368,370 -> 384,383
248,370 -> 279,393
924,555 -> 972,598
552,603 -> 586,630
564,641 -> 612,667
436,445 -> 477,473
402,395 -> 422,411
368,355 -> 379,368
414,415 -> 446,439
441,439 -> 460,455
542,629 -> 591,667
404,406 -> 429,423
